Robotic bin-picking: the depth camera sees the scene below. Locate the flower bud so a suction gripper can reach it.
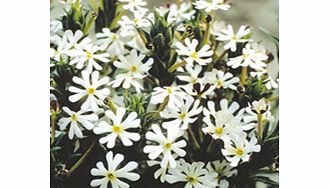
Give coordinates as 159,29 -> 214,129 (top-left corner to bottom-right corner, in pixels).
146,42 -> 154,50
57,169 -> 70,180
205,14 -> 212,23
237,85 -> 245,95
186,25 -> 193,34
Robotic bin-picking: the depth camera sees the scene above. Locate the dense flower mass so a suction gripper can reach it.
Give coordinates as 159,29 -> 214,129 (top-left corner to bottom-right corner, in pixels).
50,0 -> 279,187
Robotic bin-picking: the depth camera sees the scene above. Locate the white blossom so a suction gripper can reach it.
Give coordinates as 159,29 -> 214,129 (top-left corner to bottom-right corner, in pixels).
94,107 -> 141,148
90,151 -> 140,188
143,124 -> 187,168
58,107 -> 98,139
68,71 -> 110,112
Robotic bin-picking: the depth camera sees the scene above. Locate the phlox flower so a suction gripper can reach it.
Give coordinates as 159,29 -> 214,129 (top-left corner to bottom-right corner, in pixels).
194,0 -> 231,13
160,95 -> 202,130
58,107 -> 98,139
176,38 -> 214,67
216,25 -> 250,52
221,133 -> 261,167
143,124 -> 187,168
227,43 -> 268,70
93,107 -> 141,148
68,71 -> 110,112
90,151 -> 140,188
166,159 -> 218,188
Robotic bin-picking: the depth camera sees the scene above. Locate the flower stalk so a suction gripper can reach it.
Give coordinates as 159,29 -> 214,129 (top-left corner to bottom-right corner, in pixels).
168,61 -> 187,73
240,67 -> 247,85
188,126 -> 201,149
51,113 -> 56,145
69,139 -> 97,174
257,113 -> 263,141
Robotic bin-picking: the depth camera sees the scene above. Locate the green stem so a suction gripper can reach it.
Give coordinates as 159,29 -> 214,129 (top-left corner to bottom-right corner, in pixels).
201,20 -> 211,47
257,114 -> 263,141
83,12 -> 97,35
69,139 -> 97,174
168,61 -> 187,73
89,0 -> 98,13
240,67 -> 247,85
106,97 -> 117,113
110,9 -> 128,29
158,96 -> 169,112
188,126 -> 201,149
51,113 -> 56,145
206,139 -> 214,153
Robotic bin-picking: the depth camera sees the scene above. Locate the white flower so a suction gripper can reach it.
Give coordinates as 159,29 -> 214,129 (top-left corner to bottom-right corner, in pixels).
160,96 -> 202,130
68,43 -> 110,73
243,98 -> 273,129
50,35 -> 69,62
93,107 -> 141,148
68,71 -> 110,112
50,30 -> 83,62
176,38 -> 214,66
58,107 -> 98,139
95,28 -> 126,57
110,49 -> 153,93
90,151 -> 140,188
219,179 -> 229,188
157,2 -> 195,30
251,69 -> 279,90
211,20 -> 226,34
119,11 -> 151,29
221,133 -> 261,167
143,124 -> 187,168
119,0 -> 147,13
265,77 -> 279,90
150,86 -> 187,110
120,27 -> 148,52
177,65 -> 203,91
202,99 -> 244,142
146,157 -> 177,183
194,0 -> 231,13
50,20 -> 63,43
216,25 -> 250,52
204,69 -> 240,90
166,159 -> 218,188
227,43 -> 268,70
206,160 -> 238,179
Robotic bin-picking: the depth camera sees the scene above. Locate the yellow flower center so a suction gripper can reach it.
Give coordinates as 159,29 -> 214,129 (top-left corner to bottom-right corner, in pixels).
112,125 -> 123,134
130,66 -> 137,72
87,87 -> 95,94
231,35 -> 238,40
163,142 -> 172,149
71,114 -> 78,121
186,176 -> 197,183
236,148 -> 244,156
86,51 -> 92,59
217,80 -> 223,88
191,78 -> 197,83
215,127 -> 223,135
243,54 -> 249,59
167,87 -> 172,94
133,18 -> 139,23
191,52 -> 198,59
179,112 -> 187,119
107,172 -> 116,180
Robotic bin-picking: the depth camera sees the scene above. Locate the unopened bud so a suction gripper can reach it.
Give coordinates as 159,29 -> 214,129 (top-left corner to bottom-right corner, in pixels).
237,85 -> 245,95
186,25 -> 193,34
57,169 -> 70,180
205,14 -> 212,23
146,43 -> 154,50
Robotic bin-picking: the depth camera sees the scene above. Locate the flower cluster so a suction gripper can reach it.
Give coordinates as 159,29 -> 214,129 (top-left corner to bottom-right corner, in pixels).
50,0 -> 279,187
